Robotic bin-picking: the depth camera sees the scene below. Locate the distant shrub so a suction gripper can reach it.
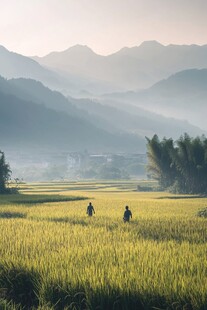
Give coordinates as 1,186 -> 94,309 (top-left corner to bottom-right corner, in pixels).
197,207 -> 207,218
0,188 -> 19,195
0,212 -> 26,219
136,185 -> 160,192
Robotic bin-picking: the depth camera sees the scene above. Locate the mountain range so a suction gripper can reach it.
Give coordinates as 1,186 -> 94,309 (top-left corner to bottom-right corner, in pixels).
2,40 -> 207,96
0,44 -> 123,97
33,41 -> 207,93
104,69 -> 207,130
0,76 -> 146,152
0,42 -> 207,155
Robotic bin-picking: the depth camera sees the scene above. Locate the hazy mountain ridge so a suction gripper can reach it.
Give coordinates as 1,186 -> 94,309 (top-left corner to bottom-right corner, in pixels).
0,45 -> 65,89
0,45 -> 122,96
33,41 -> 207,91
6,76 -> 203,139
33,44 -> 155,90
70,96 -> 204,138
104,69 -> 207,130
2,41 -> 207,96
0,76 -> 145,152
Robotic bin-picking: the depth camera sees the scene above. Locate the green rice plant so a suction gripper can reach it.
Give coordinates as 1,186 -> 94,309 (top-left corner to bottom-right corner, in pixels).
0,298 -> 21,310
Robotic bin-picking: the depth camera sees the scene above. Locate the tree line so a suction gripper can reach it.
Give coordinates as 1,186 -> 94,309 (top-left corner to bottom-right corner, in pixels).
146,133 -> 207,194
0,151 -> 11,194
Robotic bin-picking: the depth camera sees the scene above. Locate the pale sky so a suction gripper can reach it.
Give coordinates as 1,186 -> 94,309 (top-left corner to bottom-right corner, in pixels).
1,0 -> 207,56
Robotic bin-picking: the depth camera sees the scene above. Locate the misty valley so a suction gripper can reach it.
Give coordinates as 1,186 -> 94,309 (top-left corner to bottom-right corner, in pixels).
1,42 -> 207,183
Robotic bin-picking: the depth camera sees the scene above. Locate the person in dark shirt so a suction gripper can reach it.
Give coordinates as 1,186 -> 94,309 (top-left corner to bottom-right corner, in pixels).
87,202 -> 95,216
123,205 -> 132,222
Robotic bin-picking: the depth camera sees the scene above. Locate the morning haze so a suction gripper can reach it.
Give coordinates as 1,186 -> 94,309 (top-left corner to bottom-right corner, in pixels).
0,0 -> 207,181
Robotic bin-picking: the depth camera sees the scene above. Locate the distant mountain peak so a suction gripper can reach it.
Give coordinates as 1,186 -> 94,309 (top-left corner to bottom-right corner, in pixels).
116,40 -> 164,57
41,44 -> 98,60
139,40 -> 164,48
70,44 -> 92,50
64,44 -> 96,55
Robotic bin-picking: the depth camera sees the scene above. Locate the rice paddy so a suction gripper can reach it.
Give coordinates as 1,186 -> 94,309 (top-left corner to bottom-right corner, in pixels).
0,181 -> 206,309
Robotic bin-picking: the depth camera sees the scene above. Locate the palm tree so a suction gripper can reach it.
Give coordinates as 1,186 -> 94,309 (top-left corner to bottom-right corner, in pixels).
168,134 -> 207,193
146,133 -> 207,194
146,135 -> 175,189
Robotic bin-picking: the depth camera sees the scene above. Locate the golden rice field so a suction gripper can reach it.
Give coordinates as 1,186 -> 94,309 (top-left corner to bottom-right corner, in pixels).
0,181 -> 206,309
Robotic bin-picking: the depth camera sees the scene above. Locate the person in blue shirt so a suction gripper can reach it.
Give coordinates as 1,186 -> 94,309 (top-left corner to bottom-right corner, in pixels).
123,205 -> 132,222
87,202 -> 95,216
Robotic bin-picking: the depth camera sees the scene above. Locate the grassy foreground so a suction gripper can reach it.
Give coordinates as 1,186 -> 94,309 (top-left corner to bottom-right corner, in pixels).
0,181 -> 206,309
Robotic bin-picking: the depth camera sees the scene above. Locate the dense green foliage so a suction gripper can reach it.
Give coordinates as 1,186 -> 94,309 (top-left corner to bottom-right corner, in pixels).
0,151 -> 11,194
146,133 -> 207,194
197,207 -> 207,218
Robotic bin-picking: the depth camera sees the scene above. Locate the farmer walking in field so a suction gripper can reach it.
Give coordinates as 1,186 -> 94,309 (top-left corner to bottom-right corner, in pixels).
123,205 -> 132,222
87,202 -> 95,216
